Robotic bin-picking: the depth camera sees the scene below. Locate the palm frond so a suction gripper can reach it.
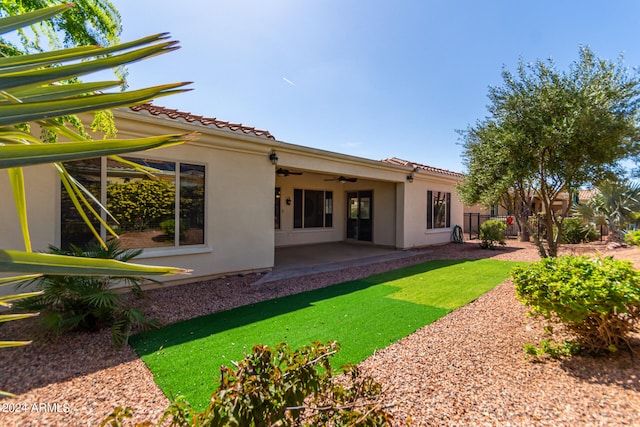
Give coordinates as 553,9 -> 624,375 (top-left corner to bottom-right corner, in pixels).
0,84 -> 190,126
0,4 -> 73,35
0,341 -> 32,349
0,274 -> 41,287
0,313 -> 39,323
0,134 -> 189,169
0,250 -> 191,276
0,81 -> 123,104
82,291 -> 120,309
0,291 -> 43,307
0,33 -> 172,72
0,36 -> 181,91
8,167 -> 31,252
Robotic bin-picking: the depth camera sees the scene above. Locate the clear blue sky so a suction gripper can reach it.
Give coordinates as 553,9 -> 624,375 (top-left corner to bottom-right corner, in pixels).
109,0 -> 640,173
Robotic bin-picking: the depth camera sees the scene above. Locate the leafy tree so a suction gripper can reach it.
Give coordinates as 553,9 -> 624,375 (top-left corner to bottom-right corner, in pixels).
575,180 -> 640,242
1,1 -> 126,141
0,0 -> 121,54
458,47 -> 640,257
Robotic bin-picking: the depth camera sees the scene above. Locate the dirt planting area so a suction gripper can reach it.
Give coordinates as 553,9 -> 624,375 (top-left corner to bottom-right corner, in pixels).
0,239 -> 638,426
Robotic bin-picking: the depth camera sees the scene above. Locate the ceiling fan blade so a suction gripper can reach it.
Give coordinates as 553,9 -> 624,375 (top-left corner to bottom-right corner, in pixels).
324,176 -> 358,183
276,168 -> 303,176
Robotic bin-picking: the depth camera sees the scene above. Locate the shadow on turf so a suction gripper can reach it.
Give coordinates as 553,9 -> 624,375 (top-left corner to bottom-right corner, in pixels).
130,259 -> 469,355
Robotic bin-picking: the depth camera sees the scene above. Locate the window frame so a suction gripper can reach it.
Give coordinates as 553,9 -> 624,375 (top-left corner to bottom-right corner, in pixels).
293,188 -> 334,229
60,156 -> 206,251
426,190 -> 451,230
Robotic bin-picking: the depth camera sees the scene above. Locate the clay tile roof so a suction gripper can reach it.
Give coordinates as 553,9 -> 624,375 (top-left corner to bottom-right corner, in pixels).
578,188 -> 599,201
380,157 -> 464,178
129,103 -> 276,140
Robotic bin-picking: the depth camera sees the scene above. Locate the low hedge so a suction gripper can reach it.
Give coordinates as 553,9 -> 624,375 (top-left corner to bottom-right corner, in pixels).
512,255 -> 640,355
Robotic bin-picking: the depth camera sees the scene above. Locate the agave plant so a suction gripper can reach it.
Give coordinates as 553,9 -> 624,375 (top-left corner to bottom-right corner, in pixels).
0,4 -> 193,395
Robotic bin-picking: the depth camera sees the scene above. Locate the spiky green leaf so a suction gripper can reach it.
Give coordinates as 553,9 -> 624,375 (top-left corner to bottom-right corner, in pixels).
0,250 -> 191,276
0,4 -> 73,35
0,81 -> 123,104
8,168 -> 31,252
0,39 -> 180,91
0,134 -> 188,169
0,274 -> 41,287
0,312 -> 39,323
0,84 -> 190,126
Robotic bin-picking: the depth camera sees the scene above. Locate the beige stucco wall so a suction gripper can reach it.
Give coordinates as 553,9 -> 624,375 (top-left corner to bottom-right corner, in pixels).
396,174 -> 464,248
0,111 -> 277,287
274,172 -> 397,247
105,112 -> 277,281
0,163 -> 58,253
1,108 -> 465,289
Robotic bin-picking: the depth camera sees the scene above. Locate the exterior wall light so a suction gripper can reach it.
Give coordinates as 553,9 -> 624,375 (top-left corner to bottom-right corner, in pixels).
269,151 -> 278,165
286,197 -> 292,205
407,172 -> 414,183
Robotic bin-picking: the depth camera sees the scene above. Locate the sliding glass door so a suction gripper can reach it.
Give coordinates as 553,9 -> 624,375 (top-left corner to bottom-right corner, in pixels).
346,190 -> 373,242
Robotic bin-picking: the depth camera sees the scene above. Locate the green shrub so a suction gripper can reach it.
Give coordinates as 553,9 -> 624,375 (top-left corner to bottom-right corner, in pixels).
624,229 -> 640,246
479,219 -> 506,249
104,341 -> 392,426
159,218 -> 188,242
561,217 -> 599,244
14,240 -> 159,347
523,339 -> 580,360
106,180 -> 175,231
512,255 -> 640,354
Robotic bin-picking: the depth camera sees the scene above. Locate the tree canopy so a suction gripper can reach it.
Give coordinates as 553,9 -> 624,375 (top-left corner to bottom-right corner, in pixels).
458,47 -> 640,257
0,0 -> 121,55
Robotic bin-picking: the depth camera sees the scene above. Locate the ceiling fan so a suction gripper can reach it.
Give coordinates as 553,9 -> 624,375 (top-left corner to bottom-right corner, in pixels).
276,168 -> 303,177
324,176 -> 358,183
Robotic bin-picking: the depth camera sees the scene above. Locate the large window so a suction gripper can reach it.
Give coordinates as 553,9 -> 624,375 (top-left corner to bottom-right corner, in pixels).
427,190 -> 451,229
61,157 -> 205,250
293,189 -> 333,228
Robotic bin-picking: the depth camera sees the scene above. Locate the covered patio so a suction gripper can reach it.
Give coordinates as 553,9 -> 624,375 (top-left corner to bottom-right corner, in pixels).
254,242 -> 422,284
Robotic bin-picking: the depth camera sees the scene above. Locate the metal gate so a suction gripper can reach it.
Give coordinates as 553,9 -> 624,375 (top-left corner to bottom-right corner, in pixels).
463,213 -> 519,240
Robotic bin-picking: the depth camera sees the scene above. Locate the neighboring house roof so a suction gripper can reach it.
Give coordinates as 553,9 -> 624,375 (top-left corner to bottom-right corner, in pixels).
578,188 -> 599,202
381,157 -> 464,178
129,103 -> 276,140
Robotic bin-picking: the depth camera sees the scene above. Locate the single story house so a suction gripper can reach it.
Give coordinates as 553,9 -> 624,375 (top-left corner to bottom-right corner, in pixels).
1,104 -> 464,286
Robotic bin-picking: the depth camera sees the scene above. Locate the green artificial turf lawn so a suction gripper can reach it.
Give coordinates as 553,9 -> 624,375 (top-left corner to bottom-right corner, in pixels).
130,258 -> 518,410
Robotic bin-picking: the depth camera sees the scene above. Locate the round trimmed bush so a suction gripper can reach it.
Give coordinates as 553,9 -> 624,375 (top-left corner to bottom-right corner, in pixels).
480,219 -> 506,249
512,255 -> 640,354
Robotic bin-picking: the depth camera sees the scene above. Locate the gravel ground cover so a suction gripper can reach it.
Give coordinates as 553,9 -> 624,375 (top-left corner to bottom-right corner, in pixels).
0,239 -> 638,426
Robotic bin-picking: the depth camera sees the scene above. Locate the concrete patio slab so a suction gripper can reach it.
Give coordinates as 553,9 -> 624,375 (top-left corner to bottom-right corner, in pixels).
253,242 -> 422,285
